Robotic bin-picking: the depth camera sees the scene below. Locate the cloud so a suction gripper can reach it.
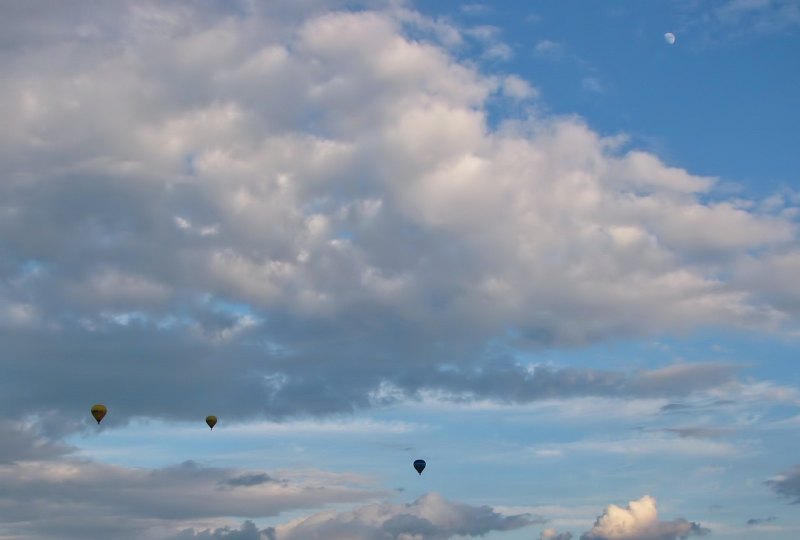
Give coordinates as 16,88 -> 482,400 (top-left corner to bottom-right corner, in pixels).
580,496 -> 710,540
268,492 -> 537,539
541,528 -> 574,540
0,455 -> 379,539
680,0 -> 800,43
461,4 -> 491,16
465,24 -> 513,60
0,420 -> 74,464
391,361 -> 739,405
166,520 -> 267,539
746,516 -> 776,526
0,0 -> 798,430
659,427 -> 735,439
502,74 -> 538,100
219,473 -> 283,488
766,465 -> 800,503
714,0 -> 800,33
582,77 -> 603,93
534,39 -> 565,58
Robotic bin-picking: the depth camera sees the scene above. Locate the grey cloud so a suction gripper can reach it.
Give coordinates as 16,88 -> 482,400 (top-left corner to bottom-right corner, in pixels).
0,456 -> 378,540
220,473 -> 282,488
271,492 -> 536,539
0,308 -> 744,432
659,400 -> 736,415
766,465 -> 800,503
395,361 -> 738,403
169,520 -> 267,539
660,427 -> 735,439
0,420 -> 74,464
746,516 -> 776,526
0,313 -> 742,431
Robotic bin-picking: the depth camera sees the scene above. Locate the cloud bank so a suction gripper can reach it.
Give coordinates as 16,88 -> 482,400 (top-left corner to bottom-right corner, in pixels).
0,0 -> 798,429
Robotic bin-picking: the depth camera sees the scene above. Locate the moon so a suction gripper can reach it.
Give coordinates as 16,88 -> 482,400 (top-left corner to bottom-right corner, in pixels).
664,32 -> 676,45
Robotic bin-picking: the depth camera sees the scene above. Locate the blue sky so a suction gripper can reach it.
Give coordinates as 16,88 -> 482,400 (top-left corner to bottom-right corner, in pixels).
1,1 -> 799,539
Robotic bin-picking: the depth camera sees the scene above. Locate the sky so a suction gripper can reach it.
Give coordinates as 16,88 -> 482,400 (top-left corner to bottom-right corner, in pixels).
1,0 -> 799,539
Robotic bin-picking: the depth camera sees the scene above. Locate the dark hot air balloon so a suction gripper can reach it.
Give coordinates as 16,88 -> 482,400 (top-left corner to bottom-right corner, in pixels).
91,404 -> 107,424
413,459 -> 426,475
206,416 -> 217,430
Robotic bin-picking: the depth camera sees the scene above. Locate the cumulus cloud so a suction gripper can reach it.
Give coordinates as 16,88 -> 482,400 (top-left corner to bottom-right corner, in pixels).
580,496 -> 709,540
0,0 -> 798,429
267,492 -> 536,539
766,465 -> 800,503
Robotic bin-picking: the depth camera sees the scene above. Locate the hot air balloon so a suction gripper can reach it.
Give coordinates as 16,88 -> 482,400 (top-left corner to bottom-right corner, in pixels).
413,459 -> 426,475
90,404 -> 107,424
206,416 -> 217,430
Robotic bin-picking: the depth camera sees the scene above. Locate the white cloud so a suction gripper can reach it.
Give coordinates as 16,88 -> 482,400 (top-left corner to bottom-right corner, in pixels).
580,495 -> 709,540
502,74 -> 538,100
680,0 -> 800,43
529,434 -> 740,459
582,77 -> 603,93
534,39 -> 565,58
465,24 -> 513,60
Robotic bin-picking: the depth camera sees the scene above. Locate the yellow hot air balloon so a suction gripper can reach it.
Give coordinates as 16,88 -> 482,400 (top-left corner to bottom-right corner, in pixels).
206,416 -> 217,430
91,404 -> 107,424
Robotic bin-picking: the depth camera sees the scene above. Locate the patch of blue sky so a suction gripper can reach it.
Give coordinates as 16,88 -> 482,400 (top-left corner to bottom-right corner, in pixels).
335,229 -> 354,241
102,311 -> 149,326
66,396 -> 799,536
202,295 -> 260,319
412,0 -> 800,199
18,259 -> 45,276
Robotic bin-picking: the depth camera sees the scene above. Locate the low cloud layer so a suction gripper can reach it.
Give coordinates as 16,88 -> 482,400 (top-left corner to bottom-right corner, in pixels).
0,425 -> 378,540
266,492 -> 536,540
580,496 -> 709,540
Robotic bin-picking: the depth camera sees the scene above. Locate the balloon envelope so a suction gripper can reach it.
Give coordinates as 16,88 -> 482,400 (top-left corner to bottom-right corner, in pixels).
90,404 -> 107,424
206,416 -> 217,430
413,459 -> 426,475
664,32 -> 676,45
